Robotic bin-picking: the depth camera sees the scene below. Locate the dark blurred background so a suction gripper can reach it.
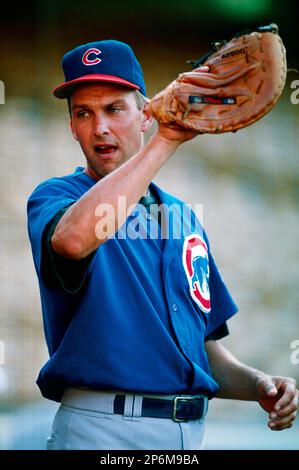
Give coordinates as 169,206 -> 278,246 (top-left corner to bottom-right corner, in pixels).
0,0 -> 298,450
1,0 -> 298,101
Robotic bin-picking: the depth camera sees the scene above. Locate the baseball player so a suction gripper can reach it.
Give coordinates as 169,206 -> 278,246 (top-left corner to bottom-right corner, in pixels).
27,40 -> 298,450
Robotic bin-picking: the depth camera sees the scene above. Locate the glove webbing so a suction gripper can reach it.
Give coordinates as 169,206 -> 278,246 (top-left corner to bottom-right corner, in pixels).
187,23 -> 279,69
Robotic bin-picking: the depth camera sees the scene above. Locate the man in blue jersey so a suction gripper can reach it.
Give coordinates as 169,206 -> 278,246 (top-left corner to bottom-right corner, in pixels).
27,40 -> 298,450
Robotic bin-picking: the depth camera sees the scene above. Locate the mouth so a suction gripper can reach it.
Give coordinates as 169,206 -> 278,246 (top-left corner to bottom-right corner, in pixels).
93,143 -> 118,157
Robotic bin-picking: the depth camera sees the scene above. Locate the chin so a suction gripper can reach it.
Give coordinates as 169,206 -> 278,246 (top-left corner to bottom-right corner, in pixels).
97,163 -> 119,178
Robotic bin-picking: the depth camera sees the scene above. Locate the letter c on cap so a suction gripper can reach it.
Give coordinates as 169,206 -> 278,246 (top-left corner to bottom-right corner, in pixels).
82,48 -> 102,66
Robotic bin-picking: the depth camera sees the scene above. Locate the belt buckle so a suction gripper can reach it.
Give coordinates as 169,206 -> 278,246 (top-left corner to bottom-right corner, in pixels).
173,395 -> 196,422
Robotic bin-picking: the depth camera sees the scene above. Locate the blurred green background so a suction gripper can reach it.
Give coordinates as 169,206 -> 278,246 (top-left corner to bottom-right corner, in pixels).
0,0 -> 298,449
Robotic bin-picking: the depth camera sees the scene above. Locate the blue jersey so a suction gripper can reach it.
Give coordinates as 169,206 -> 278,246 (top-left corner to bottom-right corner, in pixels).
27,167 -> 238,402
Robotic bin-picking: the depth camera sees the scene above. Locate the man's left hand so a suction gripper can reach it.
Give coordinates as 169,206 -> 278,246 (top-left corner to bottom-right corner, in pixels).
256,376 -> 298,430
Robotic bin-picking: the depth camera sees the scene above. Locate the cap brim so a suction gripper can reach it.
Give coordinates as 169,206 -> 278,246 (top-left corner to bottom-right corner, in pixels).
53,74 -> 140,99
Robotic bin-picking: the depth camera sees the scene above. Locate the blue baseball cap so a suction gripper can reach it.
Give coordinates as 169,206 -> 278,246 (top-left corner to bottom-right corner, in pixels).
53,39 -> 146,98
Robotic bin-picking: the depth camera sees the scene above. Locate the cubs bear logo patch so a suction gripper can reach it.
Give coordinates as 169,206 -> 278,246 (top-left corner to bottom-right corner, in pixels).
182,234 -> 211,313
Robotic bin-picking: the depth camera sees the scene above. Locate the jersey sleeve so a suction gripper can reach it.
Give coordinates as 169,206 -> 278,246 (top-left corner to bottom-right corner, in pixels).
204,322 -> 229,341
27,178 -> 96,292
43,207 -> 96,293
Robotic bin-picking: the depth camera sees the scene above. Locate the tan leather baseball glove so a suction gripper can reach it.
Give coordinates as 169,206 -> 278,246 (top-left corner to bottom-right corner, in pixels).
150,24 -> 287,133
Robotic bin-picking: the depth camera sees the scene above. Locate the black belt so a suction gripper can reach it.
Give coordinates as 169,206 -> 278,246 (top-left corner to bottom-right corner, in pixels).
114,394 -> 207,422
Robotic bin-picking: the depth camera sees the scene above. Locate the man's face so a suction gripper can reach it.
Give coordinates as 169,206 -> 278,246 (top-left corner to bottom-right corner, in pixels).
70,83 -> 149,179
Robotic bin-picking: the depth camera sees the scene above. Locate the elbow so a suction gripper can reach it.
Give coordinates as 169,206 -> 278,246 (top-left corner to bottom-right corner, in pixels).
51,232 -> 87,260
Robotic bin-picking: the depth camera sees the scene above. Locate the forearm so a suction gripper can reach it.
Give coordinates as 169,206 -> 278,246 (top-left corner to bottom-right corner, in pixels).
52,132 -> 179,259
205,340 -> 267,400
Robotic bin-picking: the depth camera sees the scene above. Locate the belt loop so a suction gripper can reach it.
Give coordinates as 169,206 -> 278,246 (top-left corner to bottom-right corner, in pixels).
203,396 -> 209,419
123,394 -> 134,420
132,395 -> 143,418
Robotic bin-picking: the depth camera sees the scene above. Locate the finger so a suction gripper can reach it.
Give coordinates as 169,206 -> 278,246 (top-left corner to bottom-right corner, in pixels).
265,384 -> 278,397
268,423 -> 293,431
270,402 -> 298,419
273,382 -> 297,411
257,377 -> 278,398
268,411 -> 297,430
193,66 -> 209,73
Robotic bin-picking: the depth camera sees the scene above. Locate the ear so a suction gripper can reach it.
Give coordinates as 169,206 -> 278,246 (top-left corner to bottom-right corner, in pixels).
141,99 -> 154,133
70,118 -> 79,141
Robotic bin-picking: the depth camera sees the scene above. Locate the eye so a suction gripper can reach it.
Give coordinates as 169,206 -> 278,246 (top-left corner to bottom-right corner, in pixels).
108,106 -> 123,114
77,110 -> 89,119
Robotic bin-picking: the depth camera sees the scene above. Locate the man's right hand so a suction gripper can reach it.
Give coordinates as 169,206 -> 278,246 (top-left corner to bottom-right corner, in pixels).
157,122 -> 199,144
155,65 -> 209,145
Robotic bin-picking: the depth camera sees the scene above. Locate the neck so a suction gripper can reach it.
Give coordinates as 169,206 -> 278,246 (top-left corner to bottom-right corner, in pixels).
84,167 -> 101,181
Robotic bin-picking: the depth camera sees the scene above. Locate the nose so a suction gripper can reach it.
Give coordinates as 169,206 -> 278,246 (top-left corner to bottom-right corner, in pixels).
93,114 -> 109,136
